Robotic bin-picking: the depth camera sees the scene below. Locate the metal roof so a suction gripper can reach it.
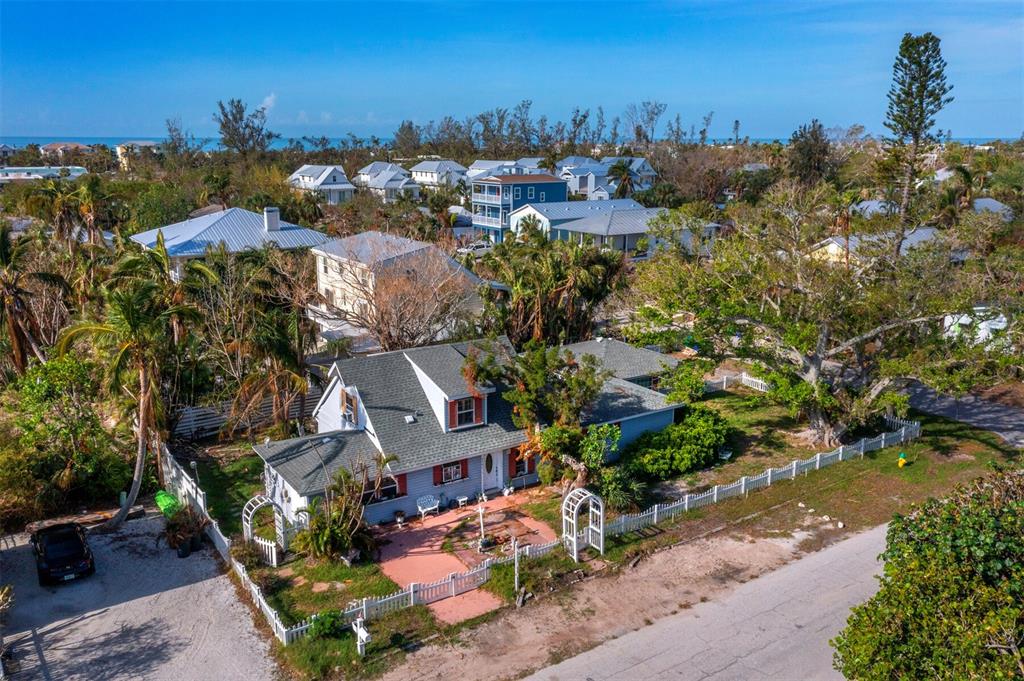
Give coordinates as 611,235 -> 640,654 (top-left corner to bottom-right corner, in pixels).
314,231 -> 431,265
512,198 -> 643,221
368,169 -> 419,190
129,207 -> 329,258
409,159 -> 467,173
557,207 -> 665,237
289,164 -> 355,189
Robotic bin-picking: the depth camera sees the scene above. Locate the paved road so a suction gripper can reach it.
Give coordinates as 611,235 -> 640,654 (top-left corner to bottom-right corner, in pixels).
3,514 -> 277,681
906,382 -> 1024,449
527,525 -> 888,681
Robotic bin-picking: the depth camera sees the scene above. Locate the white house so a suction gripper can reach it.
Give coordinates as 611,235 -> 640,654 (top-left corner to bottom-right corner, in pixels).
0,144 -> 16,162
288,164 -> 356,205
367,168 -> 420,203
409,160 -> 467,191
601,156 -> 658,191
353,162 -> 408,187
507,198 -> 644,237
560,164 -> 611,197
115,140 -> 162,170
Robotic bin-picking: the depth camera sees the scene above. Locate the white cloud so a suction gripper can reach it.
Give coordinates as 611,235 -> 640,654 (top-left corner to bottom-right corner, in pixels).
260,92 -> 277,111
320,111 -> 333,124
296,110 -> 309,124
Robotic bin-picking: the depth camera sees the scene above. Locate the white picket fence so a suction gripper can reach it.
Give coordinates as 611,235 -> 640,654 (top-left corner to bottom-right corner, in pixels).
253,535 -> 281,568
703,371 -> 770,394
173,384 -> 324,440
604,414 -> 922,537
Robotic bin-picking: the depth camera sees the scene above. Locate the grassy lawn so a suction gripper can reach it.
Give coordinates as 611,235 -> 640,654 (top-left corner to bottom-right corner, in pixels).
278,605 -> 437,680
253,558 -> 402,627
520,495 -> 562,535
482,549 -> 589,603
602,409 -> 1019,561
195,453 -> 264,537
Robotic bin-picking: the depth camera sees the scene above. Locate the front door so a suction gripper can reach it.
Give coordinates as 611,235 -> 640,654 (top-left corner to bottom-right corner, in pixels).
481,452 -> 500,492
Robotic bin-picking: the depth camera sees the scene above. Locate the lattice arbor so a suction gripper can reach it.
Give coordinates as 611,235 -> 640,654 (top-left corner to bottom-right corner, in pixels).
242,495 -> 289,551
561,488 -> 605,562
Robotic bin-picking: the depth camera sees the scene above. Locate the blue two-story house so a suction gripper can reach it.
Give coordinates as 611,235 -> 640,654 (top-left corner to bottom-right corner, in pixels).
471,174 -> 568,244
254,337 -> 680,526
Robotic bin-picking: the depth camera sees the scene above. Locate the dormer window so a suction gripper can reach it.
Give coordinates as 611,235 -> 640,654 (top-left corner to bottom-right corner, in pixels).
342,391 -> 358,425
455,397 -> 475,427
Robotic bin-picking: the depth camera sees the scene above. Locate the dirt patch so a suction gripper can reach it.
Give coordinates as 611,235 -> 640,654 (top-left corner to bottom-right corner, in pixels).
379,530 -> 807,681
977,381 -> 1024,409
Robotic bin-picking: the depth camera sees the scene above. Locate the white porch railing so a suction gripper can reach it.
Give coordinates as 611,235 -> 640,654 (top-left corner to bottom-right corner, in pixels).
472,192 -> 505,204
472,214 -> 502,228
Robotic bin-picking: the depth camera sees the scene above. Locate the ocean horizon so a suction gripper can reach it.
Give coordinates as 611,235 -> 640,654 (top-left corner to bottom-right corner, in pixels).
1,134 -> 1018,152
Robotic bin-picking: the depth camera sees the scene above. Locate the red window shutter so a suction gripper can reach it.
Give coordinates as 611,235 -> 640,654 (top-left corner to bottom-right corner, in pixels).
460,459 -> 469,479
527,455 -> 536,474
448,400 -> 458,428
508,449 -> 518,475
395,474 -> 407,496
433,465 -> 442,486
474,396 -> 483,424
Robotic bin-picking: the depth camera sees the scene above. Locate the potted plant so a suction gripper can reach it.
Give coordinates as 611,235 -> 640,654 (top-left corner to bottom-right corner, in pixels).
394,509 -> 406,525
164,507 -> 210,557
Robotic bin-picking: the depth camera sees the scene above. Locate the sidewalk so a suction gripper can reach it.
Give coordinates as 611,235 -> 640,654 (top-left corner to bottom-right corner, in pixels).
906,381 -> 1024,449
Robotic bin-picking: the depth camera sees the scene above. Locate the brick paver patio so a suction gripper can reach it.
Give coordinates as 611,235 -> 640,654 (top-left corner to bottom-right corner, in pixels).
376,492 -> 558,624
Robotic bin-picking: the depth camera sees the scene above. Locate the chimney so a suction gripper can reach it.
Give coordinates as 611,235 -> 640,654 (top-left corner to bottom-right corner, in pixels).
263,206 -> 281,232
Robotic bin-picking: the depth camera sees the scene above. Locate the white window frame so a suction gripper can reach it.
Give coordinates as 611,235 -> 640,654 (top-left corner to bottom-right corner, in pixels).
363,477 -> 402,505
442,462 -> 463,483
527,187 -> 535,199
455,397 -> 475,427
514,186 -> 521,199
540,192 -> 546,201
514,453 -> 528,477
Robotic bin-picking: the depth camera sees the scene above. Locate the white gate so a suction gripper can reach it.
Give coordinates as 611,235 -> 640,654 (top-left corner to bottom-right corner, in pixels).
242,495 -> 290,555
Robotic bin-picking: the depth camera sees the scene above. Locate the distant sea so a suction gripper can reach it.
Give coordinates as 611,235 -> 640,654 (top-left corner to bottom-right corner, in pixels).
0,134 -> 1016,151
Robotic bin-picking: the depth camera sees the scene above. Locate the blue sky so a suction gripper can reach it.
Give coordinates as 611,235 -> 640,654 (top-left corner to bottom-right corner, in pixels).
1,0 -> 1021,139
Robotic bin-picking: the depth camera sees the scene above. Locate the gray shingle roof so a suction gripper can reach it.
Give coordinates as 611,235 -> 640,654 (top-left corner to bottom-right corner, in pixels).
327,351 -> 526,475
586,378 -> 672,424
403,344 -> 477,397
562,338 -> 678,381
253,429 -> 381,497
514,198 -> 643,221
130,207 -> 329,258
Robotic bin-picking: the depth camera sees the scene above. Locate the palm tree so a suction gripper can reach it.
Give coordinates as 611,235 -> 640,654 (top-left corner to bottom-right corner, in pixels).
0,227 -> 67,375
539,152 -> 558,175
57,282 -> 186,529
73,175 -> 112,247
608,160 -> 635,198
110,231 -> 217,345
29,179 -> 81,251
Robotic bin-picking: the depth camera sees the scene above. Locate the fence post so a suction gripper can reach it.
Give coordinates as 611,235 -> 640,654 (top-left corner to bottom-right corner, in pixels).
652,503 -> 659,525
451,572 -> 457,597
767,467 -> 773,485
740,476 -> 747,496
683,494 -> 690,512
362,597 -> 368,620
900,426 -> 907,443
815,453 -> 821,470
791,460 -> 798,479
860,438 -> 865,458
712,485 -> 719,503
409,582 -> 417,606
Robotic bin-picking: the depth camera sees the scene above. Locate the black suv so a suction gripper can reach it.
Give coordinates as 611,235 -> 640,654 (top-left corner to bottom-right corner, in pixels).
31,523 -> 95,586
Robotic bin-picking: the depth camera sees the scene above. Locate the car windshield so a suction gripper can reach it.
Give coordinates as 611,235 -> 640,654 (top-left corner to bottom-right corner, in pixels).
41,531 -> 85,560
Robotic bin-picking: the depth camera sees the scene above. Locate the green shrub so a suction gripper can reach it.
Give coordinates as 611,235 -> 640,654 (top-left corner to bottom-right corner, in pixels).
591,466 -> 646,511
229,541 -> 262,570
307,609 -> 348,639
625,405 -> 729,480
536,460 -> 562,486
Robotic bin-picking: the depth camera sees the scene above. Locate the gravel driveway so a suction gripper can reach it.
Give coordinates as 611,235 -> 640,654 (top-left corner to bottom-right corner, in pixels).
2,514 -> 277,681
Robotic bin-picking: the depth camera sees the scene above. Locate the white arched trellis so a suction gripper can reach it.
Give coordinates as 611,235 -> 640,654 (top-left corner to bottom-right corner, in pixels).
561,488 -> 605,563
242,495 -> 290,551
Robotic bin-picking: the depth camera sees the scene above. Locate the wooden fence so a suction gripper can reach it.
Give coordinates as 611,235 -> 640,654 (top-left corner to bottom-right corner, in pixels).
173,384 -> 323,440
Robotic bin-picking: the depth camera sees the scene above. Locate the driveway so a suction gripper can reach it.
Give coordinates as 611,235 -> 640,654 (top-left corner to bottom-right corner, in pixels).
526,525 -> 888,681
906,381 -> 1024,449
2,514 -> 277,681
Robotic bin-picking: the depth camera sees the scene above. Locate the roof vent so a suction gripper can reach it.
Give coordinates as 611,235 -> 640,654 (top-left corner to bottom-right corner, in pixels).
404,414 -> 417,424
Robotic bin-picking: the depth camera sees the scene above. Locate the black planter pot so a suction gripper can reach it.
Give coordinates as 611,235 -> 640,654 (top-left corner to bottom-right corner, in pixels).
176,543 -> 191,558
190,533 -> 203,551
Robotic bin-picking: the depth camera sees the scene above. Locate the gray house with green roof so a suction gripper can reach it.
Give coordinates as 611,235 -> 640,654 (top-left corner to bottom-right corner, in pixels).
254,338 -> 680,525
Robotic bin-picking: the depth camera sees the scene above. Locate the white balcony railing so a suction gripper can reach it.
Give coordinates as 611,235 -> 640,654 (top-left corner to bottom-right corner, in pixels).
472,192 -> 506,204
472,215 -> 502,228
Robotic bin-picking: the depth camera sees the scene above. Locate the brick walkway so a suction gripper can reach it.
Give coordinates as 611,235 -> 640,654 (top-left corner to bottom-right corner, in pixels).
376,493 -> 558,624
